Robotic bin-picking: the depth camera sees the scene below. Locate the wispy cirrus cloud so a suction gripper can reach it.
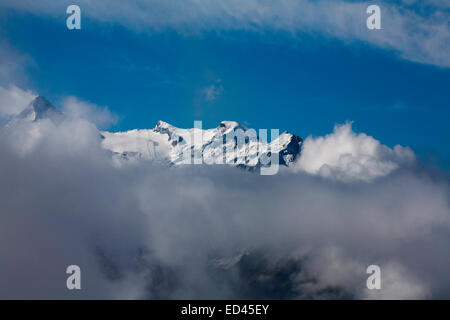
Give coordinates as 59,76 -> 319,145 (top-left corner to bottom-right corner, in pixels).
0,40 -> 34,86
202,80 -> 224,103
1,0 -> 449,67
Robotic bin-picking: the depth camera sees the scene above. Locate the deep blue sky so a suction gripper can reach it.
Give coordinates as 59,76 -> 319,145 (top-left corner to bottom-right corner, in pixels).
1,8 -> 449,167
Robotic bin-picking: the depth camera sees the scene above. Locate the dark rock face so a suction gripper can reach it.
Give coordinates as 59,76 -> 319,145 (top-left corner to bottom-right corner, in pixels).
279,134 -> 303,166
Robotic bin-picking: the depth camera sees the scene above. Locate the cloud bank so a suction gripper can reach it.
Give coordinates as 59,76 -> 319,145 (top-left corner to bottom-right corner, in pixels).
1,0 -> 449,67
0,97 -> 449,299
294,122 -> 416,181
0,84 -> 36,117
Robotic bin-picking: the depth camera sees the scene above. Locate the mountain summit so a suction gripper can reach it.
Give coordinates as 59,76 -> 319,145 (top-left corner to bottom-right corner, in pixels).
14,96 -> 64,123
101,120 -> 303,170
4,95 -> 303,171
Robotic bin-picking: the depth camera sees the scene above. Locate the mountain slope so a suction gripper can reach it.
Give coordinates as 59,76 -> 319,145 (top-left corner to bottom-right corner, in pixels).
101,120 -> 303,169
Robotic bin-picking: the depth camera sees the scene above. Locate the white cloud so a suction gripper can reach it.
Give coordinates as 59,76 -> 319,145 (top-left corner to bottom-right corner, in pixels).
1,107 -> 449,299
1,0 -> 449,67
292,122 -> 416,181
362,262 -> 428,299
202,80 -> 223,102
61,96 -> 119,129
0,84 -> 36,117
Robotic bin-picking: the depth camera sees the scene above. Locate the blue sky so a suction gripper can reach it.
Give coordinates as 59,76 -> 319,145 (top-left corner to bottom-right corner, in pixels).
0,1 -> 449,167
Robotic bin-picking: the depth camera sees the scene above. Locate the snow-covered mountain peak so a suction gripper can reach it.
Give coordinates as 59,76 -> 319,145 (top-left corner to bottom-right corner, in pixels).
154,120 -> 174,131
14,96 -> 63,123
101,120 -> 303,170
3,94 -> 303,171
217,121 -> 247,133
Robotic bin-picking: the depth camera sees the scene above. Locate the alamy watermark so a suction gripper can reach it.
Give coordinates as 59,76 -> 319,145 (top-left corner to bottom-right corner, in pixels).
66,265 -> 81,290
366,5 -> 381,30
64,264 -> 381,292
66,4 -> 382,31
366,265 -> 381,290
66,5 -> 81,30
